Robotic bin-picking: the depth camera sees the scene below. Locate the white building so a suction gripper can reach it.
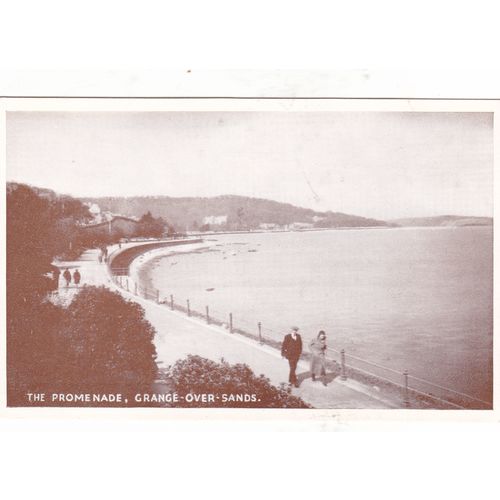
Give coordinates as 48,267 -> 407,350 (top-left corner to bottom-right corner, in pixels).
203,215 -> 228,226
84,202 -> 101,216
259,222 -> 280,230
288,222 -> 314,230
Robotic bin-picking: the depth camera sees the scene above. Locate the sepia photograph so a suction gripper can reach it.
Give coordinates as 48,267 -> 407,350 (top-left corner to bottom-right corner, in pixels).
2,99 -> 496,412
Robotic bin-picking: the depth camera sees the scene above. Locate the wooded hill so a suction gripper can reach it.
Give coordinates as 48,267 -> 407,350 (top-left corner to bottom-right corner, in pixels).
390,215 -> 493,227
81,194 -> 389,231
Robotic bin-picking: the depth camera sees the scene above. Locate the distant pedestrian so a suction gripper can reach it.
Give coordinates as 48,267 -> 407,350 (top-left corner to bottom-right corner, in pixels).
52,267 -> 60,290
98,251 -> 103,264
101,245 -> 108,263
281,326 -> 303,388
310,331 -> 328,385
73,269 -> 81,286
63,268 -> 72,287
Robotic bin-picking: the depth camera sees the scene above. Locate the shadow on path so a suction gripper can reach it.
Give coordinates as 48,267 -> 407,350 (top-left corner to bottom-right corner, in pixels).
295,370 -> 340,387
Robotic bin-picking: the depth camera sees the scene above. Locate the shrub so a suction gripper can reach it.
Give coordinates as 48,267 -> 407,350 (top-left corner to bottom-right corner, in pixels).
166,355 -> 310,408
59,286 -> 158,396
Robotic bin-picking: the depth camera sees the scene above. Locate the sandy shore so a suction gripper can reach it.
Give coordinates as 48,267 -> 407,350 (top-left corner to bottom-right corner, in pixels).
130,241 -> 217,292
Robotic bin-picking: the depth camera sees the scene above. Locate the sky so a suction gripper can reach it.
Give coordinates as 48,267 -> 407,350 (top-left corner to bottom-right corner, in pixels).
6,111 -> 493,220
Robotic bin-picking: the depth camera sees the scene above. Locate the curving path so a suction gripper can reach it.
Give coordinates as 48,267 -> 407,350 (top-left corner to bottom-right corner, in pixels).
108,238 -> 203,275
57,245 -> 396,409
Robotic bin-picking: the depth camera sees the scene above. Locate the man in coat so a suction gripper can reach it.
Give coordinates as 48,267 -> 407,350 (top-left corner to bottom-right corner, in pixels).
281,326 -> 303,387
63,268 -> 72,287
73,269 -> 81,286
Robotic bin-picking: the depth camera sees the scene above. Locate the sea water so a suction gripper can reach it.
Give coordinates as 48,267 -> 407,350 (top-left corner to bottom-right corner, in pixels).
142,227 -> 493,403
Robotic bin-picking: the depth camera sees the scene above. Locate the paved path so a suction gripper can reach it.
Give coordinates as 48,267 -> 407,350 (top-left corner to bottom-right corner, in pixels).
55,247 -> 397,409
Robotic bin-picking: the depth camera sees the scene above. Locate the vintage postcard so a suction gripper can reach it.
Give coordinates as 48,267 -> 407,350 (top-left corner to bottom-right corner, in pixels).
1,97 -> 498,420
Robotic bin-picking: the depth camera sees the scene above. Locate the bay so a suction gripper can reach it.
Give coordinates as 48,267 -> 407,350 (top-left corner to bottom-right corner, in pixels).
142,226 -> 493,403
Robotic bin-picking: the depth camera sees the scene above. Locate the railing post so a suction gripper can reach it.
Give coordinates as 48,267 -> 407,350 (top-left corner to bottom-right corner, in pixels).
170,294 -> 174,310
206,306 -> 210,324
340,349 -> 347,381
258,322 -> 263,344
404,370 -> 410,408
156,289 -> 160,304
187,299 -> 191,316
134,282 -> 138,296
126,278 -> 129,292
229,313 -> 233,333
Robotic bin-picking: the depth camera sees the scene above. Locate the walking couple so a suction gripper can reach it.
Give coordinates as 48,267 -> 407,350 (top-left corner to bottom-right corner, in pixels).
62,268 -> 81,287
281,326 -> 328,388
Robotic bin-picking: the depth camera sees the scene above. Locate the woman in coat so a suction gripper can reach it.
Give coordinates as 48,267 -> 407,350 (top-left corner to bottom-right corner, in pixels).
309,330 -> 327,385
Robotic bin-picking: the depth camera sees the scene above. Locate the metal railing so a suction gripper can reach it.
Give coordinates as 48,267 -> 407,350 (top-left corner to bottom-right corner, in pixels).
108,269 -> 492,410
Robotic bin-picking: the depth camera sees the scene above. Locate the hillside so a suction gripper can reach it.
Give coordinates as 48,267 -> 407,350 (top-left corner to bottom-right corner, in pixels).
7,182 -> 92,222
81,194 -> 389,231
8,182 -> 78,203
391,215 -> 493,227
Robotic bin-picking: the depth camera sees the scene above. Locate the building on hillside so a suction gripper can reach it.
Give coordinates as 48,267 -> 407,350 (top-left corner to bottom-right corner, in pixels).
79,215 -> 142,239
312,215 -> 326,223
288,222 -> 314,230
84,202 -> 101,216
203,215 -> 228,226
259,222 -> 280,230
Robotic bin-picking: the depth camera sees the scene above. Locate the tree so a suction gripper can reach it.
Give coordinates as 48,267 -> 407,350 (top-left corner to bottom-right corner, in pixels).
237,207 -> 245,229
51,196 -> 91,222
166,355 -> 310,408
7,297 -> 65,405
7,185 -> 159,406
7,184 -> 92,303
6,184 -> 78,404
7,184 -> 60,303
138,211 -> 167,238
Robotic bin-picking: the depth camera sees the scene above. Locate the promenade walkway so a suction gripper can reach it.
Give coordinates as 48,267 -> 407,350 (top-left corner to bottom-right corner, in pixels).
55,247 -> 396,409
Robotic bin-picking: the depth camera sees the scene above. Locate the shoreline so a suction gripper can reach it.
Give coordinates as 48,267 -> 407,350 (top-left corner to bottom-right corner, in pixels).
130,242 -> 217,293
186,224 -> 492,238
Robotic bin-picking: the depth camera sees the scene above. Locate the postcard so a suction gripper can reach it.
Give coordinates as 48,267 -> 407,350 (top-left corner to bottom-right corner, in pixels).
1,97 -> 498,420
